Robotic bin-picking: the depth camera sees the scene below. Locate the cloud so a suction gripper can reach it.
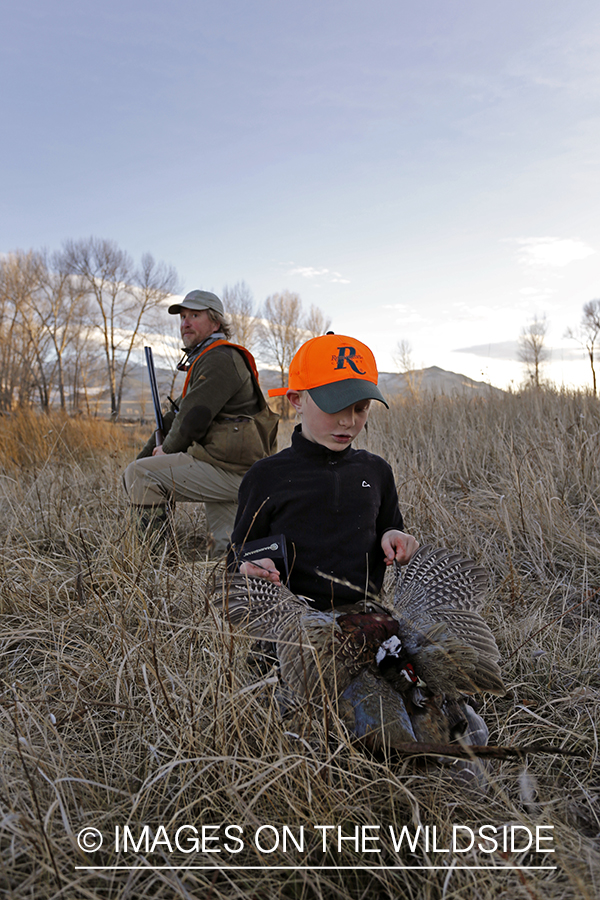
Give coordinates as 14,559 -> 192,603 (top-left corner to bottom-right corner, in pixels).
455,341 -> 520,361
513,237 -> 596,268
381,303 -> 430,325
289,265 -> 350,284
519,287 -> 555,296
455,341 -> 584,363
290,266 -> 328,278
329,272 -> 351,284
450,302 -> 511,321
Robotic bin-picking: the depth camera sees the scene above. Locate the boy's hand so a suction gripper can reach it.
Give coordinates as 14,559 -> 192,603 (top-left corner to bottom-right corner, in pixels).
239,558 -> 281,584
381,531 -> 419,566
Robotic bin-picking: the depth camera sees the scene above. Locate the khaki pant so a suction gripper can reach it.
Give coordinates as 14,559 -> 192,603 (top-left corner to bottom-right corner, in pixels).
122,452 -> 243,556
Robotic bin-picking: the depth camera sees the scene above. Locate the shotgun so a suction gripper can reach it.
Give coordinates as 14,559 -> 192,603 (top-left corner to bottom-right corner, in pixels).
144,346 -> 164,447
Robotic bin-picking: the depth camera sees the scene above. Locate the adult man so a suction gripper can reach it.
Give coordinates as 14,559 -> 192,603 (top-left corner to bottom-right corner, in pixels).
123,289 -> 278,556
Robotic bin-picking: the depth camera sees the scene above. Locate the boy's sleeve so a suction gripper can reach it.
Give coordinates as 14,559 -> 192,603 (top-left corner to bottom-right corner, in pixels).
375,461 -> 404,536
226,463 -> 273,570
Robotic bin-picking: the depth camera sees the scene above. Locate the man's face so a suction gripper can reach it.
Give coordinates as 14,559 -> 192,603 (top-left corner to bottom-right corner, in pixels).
286,390 -> 371,451
179,308 -> 219,349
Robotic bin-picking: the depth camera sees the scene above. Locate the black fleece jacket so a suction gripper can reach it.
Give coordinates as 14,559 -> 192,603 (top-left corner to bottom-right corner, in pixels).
230,426 -> 404,609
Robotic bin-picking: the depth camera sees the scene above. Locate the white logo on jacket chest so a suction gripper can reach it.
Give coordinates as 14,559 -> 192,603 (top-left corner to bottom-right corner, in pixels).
362,480 -> 371,488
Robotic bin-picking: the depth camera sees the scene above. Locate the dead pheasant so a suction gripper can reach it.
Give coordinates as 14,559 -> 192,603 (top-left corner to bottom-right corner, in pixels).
213,546 -> 505,749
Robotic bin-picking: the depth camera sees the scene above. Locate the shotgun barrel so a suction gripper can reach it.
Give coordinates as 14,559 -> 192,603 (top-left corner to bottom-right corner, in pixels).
144,346 -> 164,446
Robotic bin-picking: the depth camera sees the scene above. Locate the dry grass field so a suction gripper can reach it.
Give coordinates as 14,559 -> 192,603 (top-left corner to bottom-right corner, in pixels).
0,393 -> 598,899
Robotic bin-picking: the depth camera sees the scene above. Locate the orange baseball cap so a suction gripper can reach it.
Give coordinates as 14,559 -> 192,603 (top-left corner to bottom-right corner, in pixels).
268,333 -> 389,413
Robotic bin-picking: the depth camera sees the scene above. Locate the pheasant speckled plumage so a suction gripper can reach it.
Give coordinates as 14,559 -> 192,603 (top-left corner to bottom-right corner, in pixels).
212,545 -> 505,748
214,575 -> 401,700
390,546 -> 505,698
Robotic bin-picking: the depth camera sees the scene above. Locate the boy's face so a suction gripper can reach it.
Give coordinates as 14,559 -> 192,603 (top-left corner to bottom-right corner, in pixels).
287,391 -> 371,451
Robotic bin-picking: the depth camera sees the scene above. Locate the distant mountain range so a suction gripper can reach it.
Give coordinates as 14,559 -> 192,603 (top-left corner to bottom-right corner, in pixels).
99,362 -> 504,420
378,366 -> 505,397
259,365 -> 505,399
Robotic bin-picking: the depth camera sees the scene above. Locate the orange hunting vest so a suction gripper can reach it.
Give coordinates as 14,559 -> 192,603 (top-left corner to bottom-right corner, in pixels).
181,340 -> 260,398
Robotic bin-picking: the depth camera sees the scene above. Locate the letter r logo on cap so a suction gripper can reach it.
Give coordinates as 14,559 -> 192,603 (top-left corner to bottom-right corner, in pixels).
334,346 -> 366,374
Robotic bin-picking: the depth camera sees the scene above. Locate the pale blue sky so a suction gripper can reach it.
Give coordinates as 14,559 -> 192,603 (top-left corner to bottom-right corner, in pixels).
2,0 -> 599,387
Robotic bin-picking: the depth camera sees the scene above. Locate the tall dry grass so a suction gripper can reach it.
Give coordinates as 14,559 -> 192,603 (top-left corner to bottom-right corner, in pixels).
0,396 -> 598,899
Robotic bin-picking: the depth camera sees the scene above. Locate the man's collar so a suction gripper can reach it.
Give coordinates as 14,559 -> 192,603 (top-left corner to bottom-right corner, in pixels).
177,333 -> 226,371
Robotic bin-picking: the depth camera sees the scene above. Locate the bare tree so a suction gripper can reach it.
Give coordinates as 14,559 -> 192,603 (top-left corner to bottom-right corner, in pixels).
20,250 -> 91,411
258,291 -> 304,414
392,337 -> 422,397
0,262 -> 22,410
258,291 -> 331,415
0,251 -> 47,410
62,296 -> 99,415
304,304 -> 332,339
518,314 -> 549,388
115,252 -> 180,416
392,338 -> 414,373
565,299 -> 600,396
157,314 -> 187,401
222,281 -> 259,351
61,238 -> 179,420
60,238 -> 132,418
259,290 -> 304,380
0,253 -> 27,409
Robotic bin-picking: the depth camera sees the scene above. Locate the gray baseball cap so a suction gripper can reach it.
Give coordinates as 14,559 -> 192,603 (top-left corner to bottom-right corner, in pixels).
168,290 -> 224,316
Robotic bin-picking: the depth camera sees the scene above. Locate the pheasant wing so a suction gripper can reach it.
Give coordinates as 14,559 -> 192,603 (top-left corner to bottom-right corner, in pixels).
277,611 -> 345,700
212,575 -> 345,699
394,546 -> 488,622
212,574 -> 308,641
403,622 -> 505,696
393,546 -> 505,696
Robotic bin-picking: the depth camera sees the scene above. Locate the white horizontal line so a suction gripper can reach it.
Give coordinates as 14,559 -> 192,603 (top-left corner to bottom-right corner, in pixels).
75,865 -> 558,871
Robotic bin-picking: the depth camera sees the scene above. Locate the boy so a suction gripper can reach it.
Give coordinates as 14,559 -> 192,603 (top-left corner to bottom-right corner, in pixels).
229,334 -> 418,609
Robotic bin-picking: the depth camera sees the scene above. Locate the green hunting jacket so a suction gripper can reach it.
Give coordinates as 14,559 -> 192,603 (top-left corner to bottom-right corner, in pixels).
137,339 -> 277,474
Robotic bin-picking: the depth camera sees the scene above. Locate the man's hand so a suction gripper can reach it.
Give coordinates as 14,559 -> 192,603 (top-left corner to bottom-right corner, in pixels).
381,530 -> 420,566
152,445 -> 166,456
239,558 -> 281,584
